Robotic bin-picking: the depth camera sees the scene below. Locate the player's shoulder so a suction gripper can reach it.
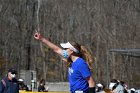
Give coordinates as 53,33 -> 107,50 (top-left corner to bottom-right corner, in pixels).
1,76 -> 8,81
76,57 -> 86,65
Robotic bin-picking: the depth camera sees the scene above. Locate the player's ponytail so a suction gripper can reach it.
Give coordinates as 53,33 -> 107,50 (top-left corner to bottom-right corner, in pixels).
80,45 -> 93,69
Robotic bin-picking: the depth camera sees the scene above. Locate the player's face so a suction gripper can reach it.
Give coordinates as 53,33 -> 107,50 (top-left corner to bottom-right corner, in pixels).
8,72 -> 16,80
66,48 -> 73,55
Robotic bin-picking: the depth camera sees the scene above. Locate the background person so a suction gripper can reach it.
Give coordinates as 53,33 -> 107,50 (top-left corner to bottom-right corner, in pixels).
96,83 -> 106,93
0,68 -> 19,93
130,88 -> 135,93
38,79 -> 48,92
109,79 -> 124,93
34,32 -> 95,93
18,78 -> 29,91
120,81 -> 128,93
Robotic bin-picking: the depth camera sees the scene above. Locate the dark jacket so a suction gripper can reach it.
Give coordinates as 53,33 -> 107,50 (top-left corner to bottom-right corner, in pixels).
0,77 -> 19,93
38,85 -> 48,92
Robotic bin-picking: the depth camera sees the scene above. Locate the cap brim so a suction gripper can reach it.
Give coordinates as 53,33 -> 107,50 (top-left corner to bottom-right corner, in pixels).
60,42 -> 71,48
60,42 -> 79,53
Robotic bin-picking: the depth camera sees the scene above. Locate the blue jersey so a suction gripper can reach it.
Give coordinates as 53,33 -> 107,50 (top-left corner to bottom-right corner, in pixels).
68,57 -> 91,93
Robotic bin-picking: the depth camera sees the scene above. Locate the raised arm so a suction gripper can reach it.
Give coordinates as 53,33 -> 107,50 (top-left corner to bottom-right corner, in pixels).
34,32 -> 63,56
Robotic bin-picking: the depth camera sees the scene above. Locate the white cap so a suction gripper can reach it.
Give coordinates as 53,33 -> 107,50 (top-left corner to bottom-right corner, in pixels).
18,79 -> 23,82
109,83 -> 116,90
131,88 -> 135,91
60,42 -> 79,53
97,83 -> 103,87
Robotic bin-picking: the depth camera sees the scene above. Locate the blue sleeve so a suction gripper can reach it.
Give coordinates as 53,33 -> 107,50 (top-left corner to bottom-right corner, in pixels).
78,61 -> 91,78
0,81 -> 4,93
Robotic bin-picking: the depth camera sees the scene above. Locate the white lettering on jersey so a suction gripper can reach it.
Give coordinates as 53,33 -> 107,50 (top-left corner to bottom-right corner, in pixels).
68,68 -> 73,76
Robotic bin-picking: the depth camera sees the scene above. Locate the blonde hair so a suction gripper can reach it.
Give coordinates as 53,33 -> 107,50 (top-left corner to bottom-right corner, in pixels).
80,46 -> 93,69
67,41 -> 93,69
